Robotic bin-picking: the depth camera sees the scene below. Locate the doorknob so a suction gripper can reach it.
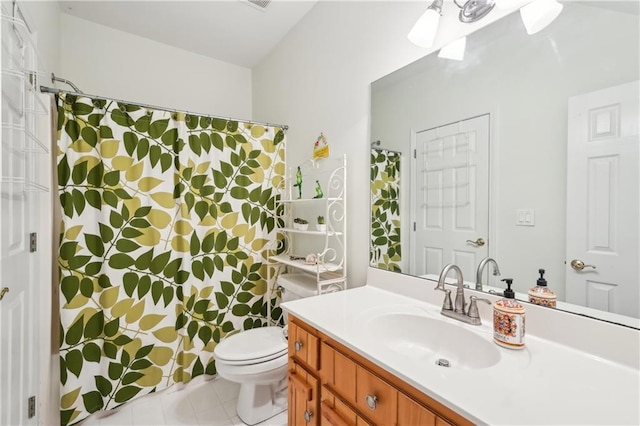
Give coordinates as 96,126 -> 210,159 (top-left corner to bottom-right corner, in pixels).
0,287 -> 9,301
466,238 -> 485,247
570,259 -> 596,271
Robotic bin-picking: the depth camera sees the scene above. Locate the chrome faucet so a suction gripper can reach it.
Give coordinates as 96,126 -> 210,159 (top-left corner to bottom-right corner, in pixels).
475,257 -> 501,291
435,263 -> 491,325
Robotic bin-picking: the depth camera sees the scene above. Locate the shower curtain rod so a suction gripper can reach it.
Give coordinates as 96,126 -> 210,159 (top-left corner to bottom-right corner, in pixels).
39,85 -> 289,131
372,145 -> 403,155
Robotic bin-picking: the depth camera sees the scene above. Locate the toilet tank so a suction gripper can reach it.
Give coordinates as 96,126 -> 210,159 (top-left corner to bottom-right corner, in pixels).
277,273 -> 319,303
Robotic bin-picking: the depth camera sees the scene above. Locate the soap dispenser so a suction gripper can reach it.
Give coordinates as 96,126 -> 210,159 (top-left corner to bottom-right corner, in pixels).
493,278 -> 525,350
528,268 -> 557,308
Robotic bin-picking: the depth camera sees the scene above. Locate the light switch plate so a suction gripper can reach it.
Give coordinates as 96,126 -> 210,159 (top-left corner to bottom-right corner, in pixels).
516,209 -> 535,226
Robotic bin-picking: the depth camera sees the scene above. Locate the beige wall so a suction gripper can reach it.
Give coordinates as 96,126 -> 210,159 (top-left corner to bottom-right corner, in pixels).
252,1 -> 519,287
59,13 -> 252,119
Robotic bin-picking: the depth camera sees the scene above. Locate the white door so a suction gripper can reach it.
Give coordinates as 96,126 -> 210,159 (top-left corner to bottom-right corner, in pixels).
0,176 -> 37,426
0,5 -> 45,424
411,114 -> 490,279
566,81 -> 639,318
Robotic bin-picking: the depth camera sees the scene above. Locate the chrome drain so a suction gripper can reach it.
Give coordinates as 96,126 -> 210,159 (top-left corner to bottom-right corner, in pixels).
435,358 -> 450,368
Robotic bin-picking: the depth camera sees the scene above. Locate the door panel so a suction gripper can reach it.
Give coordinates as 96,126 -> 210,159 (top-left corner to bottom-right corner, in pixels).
412,115 -> 490,279
566,81 -> 639,317
1,4 -> 46,424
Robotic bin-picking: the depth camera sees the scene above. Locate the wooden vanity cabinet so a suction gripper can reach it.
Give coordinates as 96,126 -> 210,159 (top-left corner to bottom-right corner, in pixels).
288,315 -> 472,426
289,319 -> 320,425
289,360 -> 320,426
289,318 -> 320,370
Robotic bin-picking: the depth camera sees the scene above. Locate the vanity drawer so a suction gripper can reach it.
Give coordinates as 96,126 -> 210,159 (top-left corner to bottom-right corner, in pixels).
398,392 -> 438,426
321,385 -> 372,426
354,364 -> 397,426
321,342 -> 396,426
289,315 -> 320,370
320,341 -> 356,397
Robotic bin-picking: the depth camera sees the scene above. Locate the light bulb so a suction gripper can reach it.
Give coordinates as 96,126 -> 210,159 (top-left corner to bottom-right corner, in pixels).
408,8 -> 441,48
520,0 -> 563,35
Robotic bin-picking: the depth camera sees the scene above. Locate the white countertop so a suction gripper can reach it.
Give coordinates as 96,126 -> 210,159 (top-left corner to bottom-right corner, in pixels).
282,286 -> 640,425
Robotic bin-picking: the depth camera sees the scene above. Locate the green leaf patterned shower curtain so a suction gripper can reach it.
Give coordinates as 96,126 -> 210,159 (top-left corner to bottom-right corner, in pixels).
56,93 -> 285,425
370,148 -> 402,272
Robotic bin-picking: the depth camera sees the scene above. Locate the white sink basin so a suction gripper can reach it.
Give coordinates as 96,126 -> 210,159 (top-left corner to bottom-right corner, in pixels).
364,312 -> 501,370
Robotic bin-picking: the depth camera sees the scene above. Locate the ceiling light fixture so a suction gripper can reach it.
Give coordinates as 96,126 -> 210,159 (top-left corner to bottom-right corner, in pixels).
457,0 -> 496,23
520,0 -> 563,34
408,0 -> 495,48
438,36 -> 467,61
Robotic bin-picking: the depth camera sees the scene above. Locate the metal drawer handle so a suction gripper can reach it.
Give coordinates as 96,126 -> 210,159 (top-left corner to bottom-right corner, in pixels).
365,394 -> 378,410
304,410 -> 313,423
294,340 -> 303,351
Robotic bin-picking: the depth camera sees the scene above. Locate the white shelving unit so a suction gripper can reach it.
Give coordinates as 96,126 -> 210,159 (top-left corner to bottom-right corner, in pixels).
1,11 -> 50,193
268,154 -> 347,310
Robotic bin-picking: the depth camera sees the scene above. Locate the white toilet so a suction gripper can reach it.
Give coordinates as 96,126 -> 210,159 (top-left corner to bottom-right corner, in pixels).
213,273 -> 318,425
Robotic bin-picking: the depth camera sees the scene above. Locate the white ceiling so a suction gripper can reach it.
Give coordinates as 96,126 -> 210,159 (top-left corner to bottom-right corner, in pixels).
59,0 -> 318,68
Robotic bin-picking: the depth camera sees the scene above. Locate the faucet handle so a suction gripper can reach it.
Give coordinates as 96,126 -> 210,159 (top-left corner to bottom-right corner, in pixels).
467,296 -> 492,319
440,289 -> 453,311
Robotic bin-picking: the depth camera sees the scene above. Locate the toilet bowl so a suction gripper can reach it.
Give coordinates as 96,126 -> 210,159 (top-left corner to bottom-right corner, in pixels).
214,327 -> 288,425
213,273 -> 318,425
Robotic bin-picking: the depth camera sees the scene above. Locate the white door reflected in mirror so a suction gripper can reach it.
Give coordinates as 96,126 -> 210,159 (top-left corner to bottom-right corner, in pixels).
565,81 -> 639,318
411,115 -> 490,279
370,2 -> 640,327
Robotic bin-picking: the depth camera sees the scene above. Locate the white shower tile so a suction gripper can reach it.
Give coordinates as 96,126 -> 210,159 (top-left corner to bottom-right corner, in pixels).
63,375 -> 283,426
187,381 -> 223,413
228,416 -> 246,426
131,398 -> 166,425
266,411 -> 287,426
98,406 -> 134,426
221,399 -> 237,418
160,392 -> 200,425
195,403 -> 231,425
210,378 -> 241,403
80,414 -> 102,426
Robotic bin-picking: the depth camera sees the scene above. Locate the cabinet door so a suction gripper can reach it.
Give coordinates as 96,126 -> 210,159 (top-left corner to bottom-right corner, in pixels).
323,341 -> 397,425
397,392 -> 437,426
289,361 -> 320,426
321,342 -> 356,398
321,386 -> 372,426
290,318 -> 320,370
355,365 -> 398,426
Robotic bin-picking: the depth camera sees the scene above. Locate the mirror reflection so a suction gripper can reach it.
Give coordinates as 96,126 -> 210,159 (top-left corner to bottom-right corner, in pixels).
370,2 -> 639,327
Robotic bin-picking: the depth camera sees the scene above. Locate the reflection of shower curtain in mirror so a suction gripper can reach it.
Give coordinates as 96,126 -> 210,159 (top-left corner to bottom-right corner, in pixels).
56,93 -> 286,425
370,148 -> 402,272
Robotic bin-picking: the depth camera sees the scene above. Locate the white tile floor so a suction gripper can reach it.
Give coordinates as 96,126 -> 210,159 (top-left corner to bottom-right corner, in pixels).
81,377 -> 287,426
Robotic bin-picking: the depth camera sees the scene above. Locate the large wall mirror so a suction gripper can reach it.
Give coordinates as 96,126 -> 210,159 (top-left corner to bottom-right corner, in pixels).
370,1 -> 639,328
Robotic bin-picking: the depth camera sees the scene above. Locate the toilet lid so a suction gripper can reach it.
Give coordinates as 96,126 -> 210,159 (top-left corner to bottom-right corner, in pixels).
214,327 -> 287,363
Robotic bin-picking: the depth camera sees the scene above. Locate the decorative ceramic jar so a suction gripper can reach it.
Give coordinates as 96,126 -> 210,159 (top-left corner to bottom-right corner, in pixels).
493,298 -> 526,350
